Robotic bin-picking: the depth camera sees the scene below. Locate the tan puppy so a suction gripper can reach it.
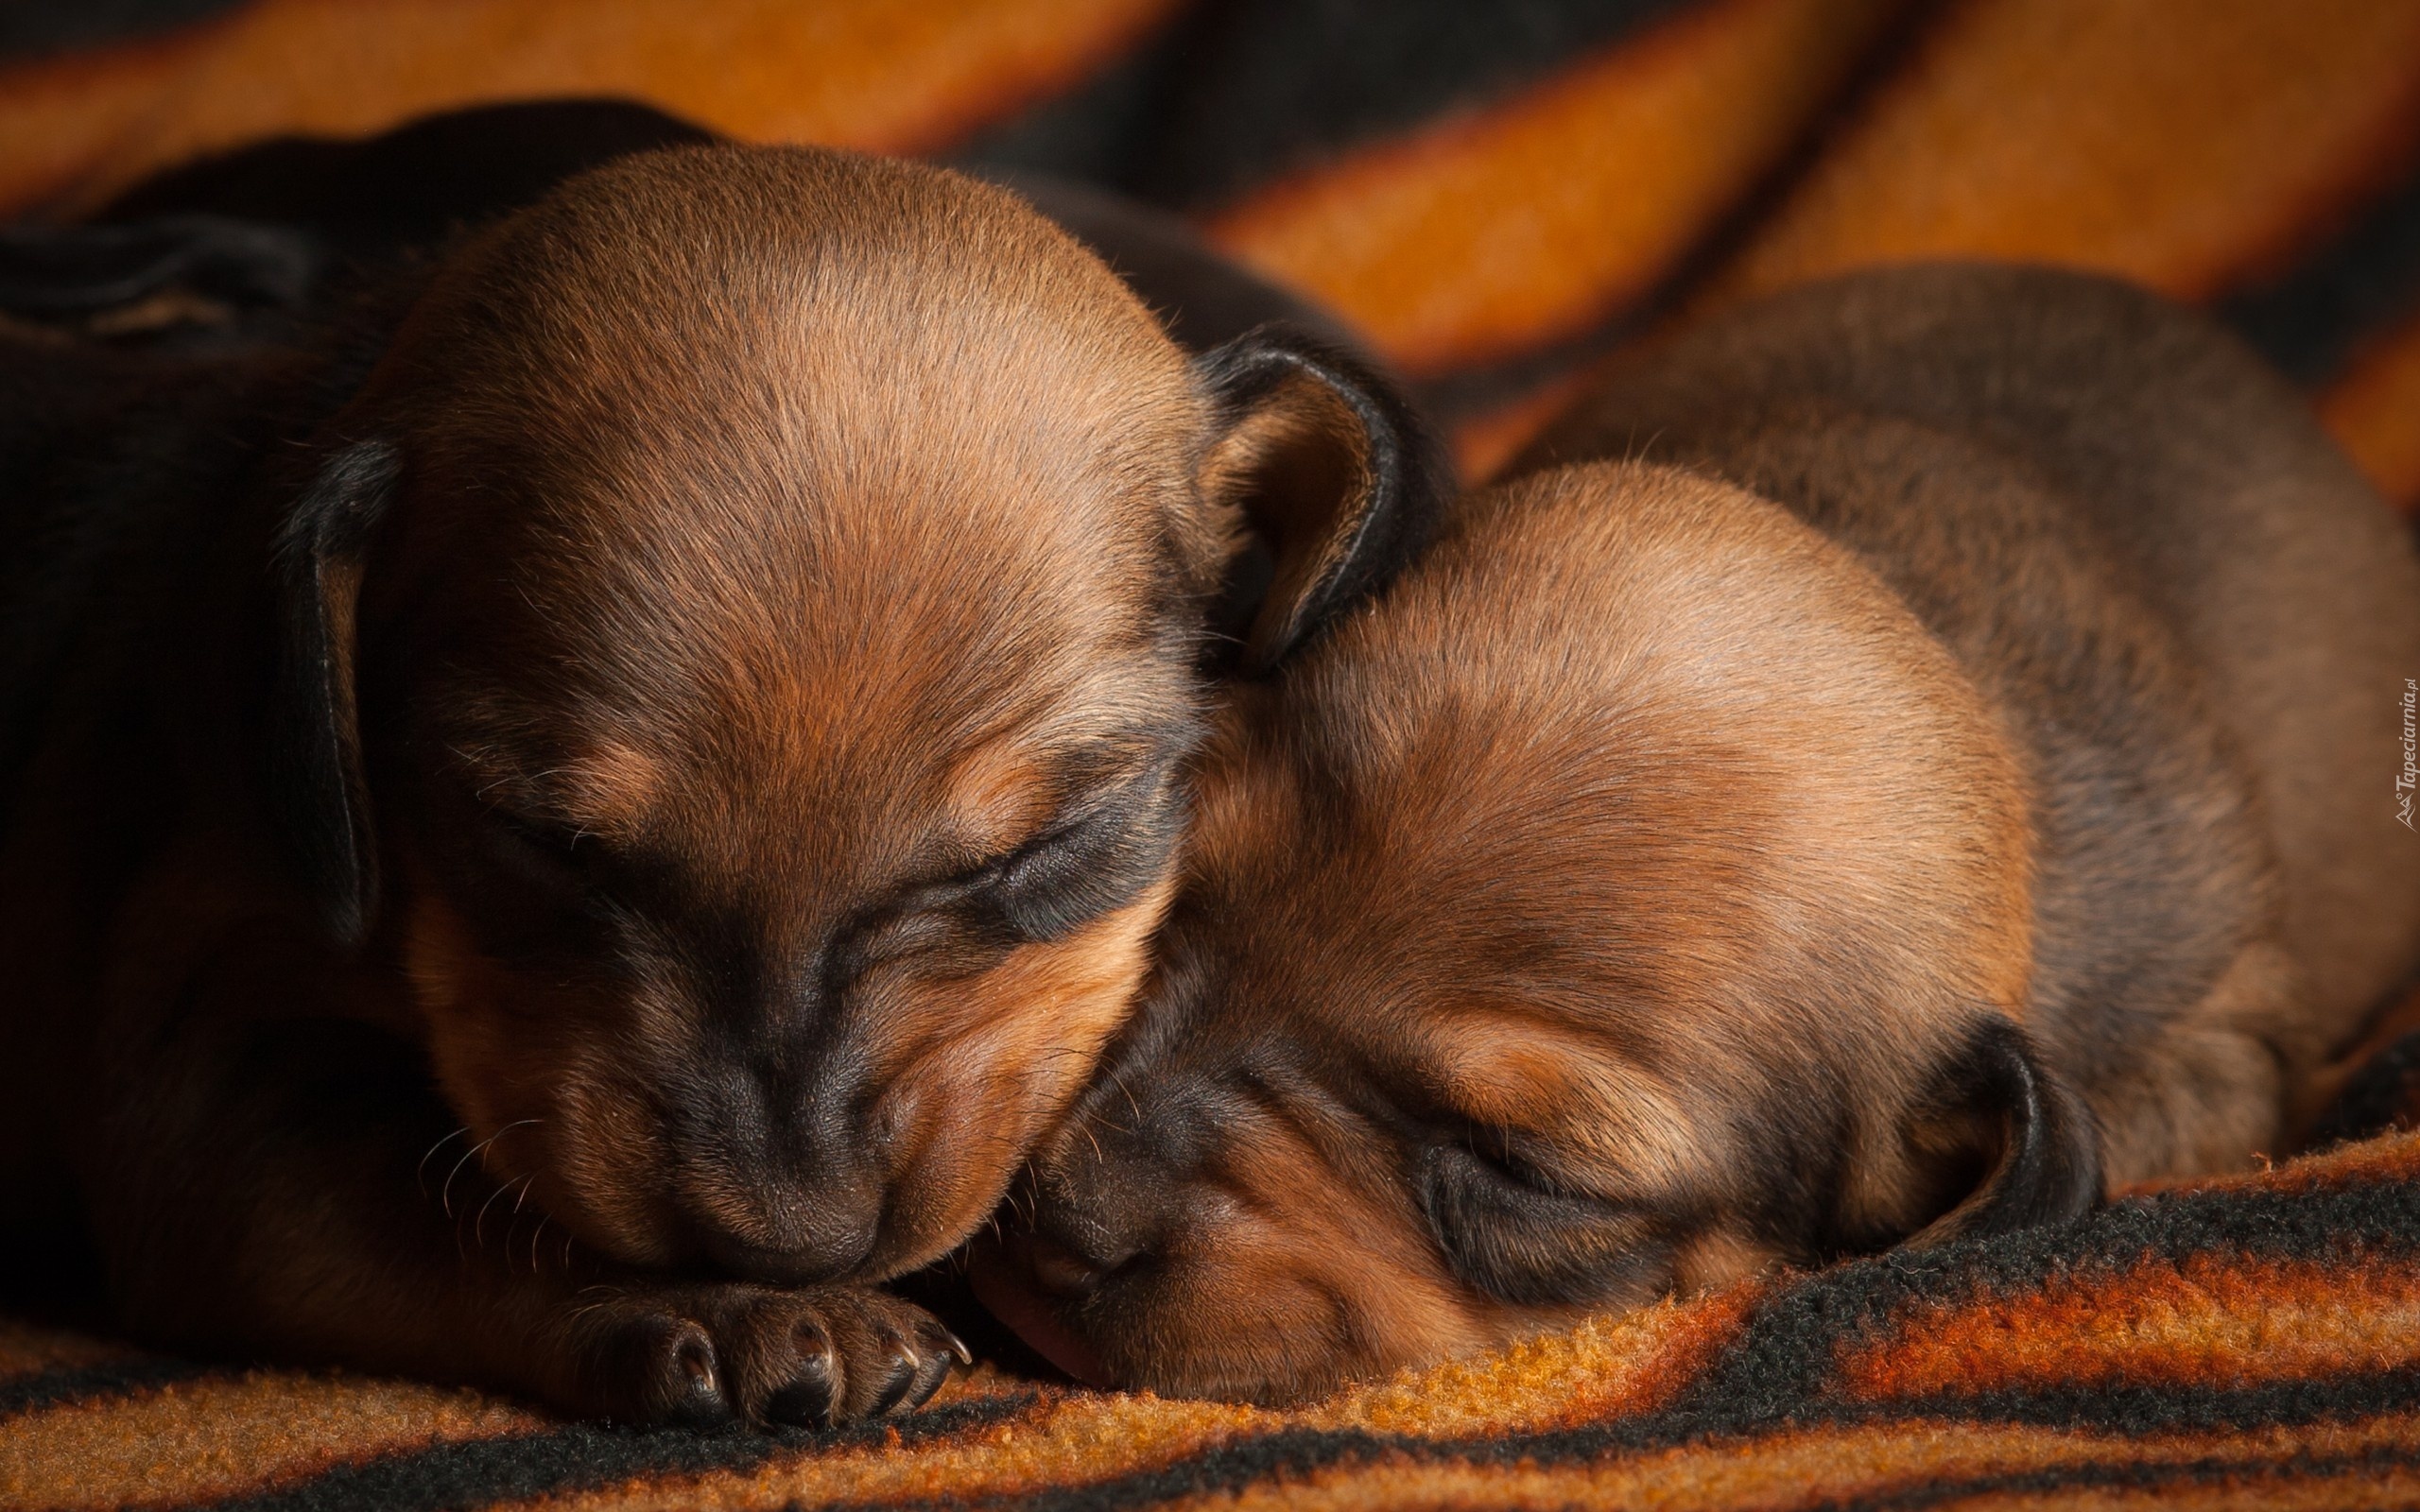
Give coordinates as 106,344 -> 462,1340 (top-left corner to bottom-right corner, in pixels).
0,144 -> 1442,1424
974,264 -> 2420,1403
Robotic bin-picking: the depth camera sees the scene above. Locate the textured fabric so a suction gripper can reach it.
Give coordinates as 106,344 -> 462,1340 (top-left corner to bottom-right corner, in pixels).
5,3 -> 2420,1507
3,0 -> 2418,490
9,1081 -> 2420,1510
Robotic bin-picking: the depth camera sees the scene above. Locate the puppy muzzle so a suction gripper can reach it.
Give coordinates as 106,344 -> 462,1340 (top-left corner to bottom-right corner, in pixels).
966,1228 -> 1124,1386
664,1131 -> 886,1282
692,1207 -> 877,1284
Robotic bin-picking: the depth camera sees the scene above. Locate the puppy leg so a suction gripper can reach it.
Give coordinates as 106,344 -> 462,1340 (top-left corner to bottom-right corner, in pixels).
2086,940 -> 2299,1184
83,1011 -> 959,1427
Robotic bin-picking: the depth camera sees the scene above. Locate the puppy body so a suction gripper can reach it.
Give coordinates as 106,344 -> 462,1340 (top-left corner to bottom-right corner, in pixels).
1547,266 -> 2420,1167
0,141 -> 1441,1423
981,265 -> 2420,1402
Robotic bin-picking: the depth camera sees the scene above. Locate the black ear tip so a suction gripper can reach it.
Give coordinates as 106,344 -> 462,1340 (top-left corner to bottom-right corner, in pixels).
1910,1017 -> 2104,1246
1197,324 -> 1451,673
1201,322 -> 1449,485
265,438 -> 399,949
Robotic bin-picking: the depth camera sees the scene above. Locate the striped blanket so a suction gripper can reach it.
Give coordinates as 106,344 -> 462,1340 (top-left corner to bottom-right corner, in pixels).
9,1079 -> 2420,1509
6,3 -> 2420,1507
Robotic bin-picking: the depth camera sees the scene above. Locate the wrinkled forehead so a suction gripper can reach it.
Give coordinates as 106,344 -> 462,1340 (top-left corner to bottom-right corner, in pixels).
412,261 -> 1203,576
368,419 -> 1202,916
369,167 -> 1214,784
396,463 -> 1194,844
1111,895 -> 1699,1162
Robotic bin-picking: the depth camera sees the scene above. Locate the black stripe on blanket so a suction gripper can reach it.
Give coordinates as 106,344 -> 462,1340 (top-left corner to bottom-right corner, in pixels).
958,0 -> 1702,209
2221,155 -> 2420,386
0,0 -> 241,62
1817,1447 -> 2420,1512
0,1358 -> 216,1419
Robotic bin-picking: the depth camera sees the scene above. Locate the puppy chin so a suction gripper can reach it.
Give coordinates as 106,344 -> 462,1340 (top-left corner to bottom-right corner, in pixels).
963,1239 -> 1116,1387
1091,1280 -> 1392,1407
970,1229 -> 1489,1405
406,871 -> 1178,1283
855,890 -> 1179,1278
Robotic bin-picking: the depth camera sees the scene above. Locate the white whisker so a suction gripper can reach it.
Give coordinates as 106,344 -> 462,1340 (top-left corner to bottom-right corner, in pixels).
416,1127 -> 471,1199
441,1118 -> 540,1220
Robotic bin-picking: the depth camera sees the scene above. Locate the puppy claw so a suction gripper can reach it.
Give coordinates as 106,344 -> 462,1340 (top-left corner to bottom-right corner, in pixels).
867,1350 -> 924,1416
562,1281 -> 954,1429
587,1313 -> 731,1429
764,1349 -> 838,1429
899,1317 -> 964,1412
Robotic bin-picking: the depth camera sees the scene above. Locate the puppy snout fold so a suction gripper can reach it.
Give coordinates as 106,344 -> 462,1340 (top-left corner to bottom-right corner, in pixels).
697,1209 -> 875,1284
1023,1231 -> 1122,1298
1017,1145 -> 1168,1289
669,1068 -> 890,1280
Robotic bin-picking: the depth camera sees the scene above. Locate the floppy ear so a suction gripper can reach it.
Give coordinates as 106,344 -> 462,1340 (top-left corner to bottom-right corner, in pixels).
0,215 -> 317,321
265,439 -> 399,948
1900,1017 -> 2103,1248
1193,325 -> 1448,674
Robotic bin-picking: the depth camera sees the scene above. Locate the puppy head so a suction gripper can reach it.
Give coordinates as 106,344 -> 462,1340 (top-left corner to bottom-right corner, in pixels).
975,463 -> 2100,1402
260,145 -> 1444,1283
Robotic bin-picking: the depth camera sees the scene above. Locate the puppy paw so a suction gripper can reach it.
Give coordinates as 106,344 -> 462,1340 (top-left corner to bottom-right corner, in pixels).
562,1281 -> 966,1428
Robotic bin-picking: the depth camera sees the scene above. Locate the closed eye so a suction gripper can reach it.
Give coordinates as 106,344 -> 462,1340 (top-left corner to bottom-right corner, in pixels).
836,764 -> 1186,981
1420,1140 -> 1669,1308
477,802 -> 618,894
487,805 -> 582,864
962,766 -> 1184,942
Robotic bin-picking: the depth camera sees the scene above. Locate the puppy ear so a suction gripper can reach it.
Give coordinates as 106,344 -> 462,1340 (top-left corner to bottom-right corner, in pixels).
1194,326 -> 1448,674
0,215 -> 318,321
266,439 -> 398,948
1899,1017 -> 2103,1248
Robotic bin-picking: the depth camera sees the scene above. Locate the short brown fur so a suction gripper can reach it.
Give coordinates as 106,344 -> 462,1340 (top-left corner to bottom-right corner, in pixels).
0,140 -> 1443,1426
979,265 -> 2420,1405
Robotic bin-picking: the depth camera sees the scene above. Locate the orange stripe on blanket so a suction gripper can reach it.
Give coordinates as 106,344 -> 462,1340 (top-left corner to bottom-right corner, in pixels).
1202,0 -> 1906,377
0,0 -> 1179,217
1835,1251 -> 2420,1403
2321,309 -> 2420,512
2123,1128 -> 2420,1202
1141,1413 -> 2420,1512
1314,1282 -> 1758,1437
0,1369 -> 544,1512
1705,0 -> 2420,308
490,1290 -> 1755,1512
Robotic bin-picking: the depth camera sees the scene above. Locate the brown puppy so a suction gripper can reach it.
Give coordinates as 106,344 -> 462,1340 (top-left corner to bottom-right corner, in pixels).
974,264 -> 2420,1403
0,144 -> 1442,1424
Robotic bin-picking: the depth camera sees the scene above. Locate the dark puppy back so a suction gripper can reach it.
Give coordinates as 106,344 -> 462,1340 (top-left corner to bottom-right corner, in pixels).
5,100 -> 1396,389
1526,263 -> 2420,1150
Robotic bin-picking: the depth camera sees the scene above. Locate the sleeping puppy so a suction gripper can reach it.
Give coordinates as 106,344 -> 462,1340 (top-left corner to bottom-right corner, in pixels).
973,263 -> 2420,1403
0,143 -> 1442,1425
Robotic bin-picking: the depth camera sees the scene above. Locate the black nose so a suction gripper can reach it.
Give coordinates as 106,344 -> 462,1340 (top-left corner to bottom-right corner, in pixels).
672,1047 -> 891,1282
1005,1146 -> 1169,1297
1005,1067 -> 1213,1287
1018,1228 -> 1138,1298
